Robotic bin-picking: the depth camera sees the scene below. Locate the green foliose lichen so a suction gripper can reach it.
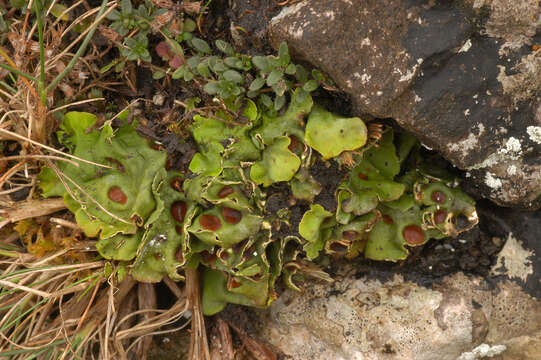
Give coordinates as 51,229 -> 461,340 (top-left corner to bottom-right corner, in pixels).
40,95 -> 478,315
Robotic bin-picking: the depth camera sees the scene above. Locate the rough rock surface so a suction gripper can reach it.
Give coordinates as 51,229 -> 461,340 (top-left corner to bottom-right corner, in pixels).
256,271 -> 541,360
269,0 -> 541,209
252,203 -> 541,359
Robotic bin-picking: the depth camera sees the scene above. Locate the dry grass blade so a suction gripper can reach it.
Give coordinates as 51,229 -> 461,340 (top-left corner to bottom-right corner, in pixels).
47,160 -> 132,225
210,317 -> 235,360
186,268 -> 210,360
0,252 -> 105,357
0,127 -> 113,169
49,217 -> 81,231
110,281 -> 189,358
0,154 -> 81,166
0,198 -> 66,226
47,97 -> 105,114
227,321 -> 277,360
134,283 -> 156,359
51,1 -> 117,63
0,279 -> 51,298
114,298 -> 189,341
0,1 -> 198,359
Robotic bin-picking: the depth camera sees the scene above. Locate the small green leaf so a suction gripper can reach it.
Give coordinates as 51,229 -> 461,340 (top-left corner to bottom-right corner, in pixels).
186,55 -> 200,69
249,77 -> 266,91
303,80 -> 319,92
216,39 -> 234,55
183,18 -> 197,32
278,42 -> 291,66
121,0 -> 133,15
223,70 -> 243,84
266,69 -> 282,86
184,69 -> 194,82
274,95 -> 286,111
182,32 -> 193,41
260,94 -> 273,109
185,97 -> 201,111
252,56 -> 271,73
295,88 -> 308,103
191,37 -> 211,54
285,63 -> 297,75
311,69 -> 325,82
271,80 -> 287,97
168,40 -> 185,57
152,71 -> 165,80
100,59 -> 120,74
295,65 -> 308,83
51,3 -> 69,21
204,81 -> 220,95
197,62 -> 211,78
210,59 -> 227,73
172,65 -> 186,80
224,57 -> 244,69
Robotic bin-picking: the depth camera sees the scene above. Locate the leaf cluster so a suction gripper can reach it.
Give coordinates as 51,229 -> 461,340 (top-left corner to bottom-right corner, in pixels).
180,40 -> 330,114
107,0 -> 158,36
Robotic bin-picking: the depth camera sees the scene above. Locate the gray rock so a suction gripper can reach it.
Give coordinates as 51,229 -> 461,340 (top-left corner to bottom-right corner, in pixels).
252,203 -> 541,359
269,0 -> 541,209
255,270 -> 541,360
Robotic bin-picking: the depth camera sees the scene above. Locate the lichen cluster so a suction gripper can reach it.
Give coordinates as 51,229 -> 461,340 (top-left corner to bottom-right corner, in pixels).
39,92 -> 478,315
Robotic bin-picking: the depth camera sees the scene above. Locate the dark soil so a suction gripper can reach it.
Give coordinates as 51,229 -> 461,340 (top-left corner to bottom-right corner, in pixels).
229,0 -> 282,54
311,157 -> 348,212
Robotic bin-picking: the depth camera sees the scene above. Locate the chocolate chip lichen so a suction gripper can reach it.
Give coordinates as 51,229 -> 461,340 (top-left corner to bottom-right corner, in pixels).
39,94 -> 478,315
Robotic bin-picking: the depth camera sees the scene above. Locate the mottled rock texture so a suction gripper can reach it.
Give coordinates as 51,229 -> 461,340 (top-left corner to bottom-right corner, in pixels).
256,271 -> 541,360
253,204 -> 541,359
270,0 -> 541,209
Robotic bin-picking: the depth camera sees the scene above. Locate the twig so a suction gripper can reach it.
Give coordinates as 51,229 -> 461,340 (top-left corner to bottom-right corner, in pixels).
47,97 -> 105,114
0,198 -> 66,227
49,217 -> 81,231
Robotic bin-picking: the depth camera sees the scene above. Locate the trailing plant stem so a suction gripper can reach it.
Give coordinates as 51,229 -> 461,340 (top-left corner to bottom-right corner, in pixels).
34,0 -> 46,105
0,63 -> 38,83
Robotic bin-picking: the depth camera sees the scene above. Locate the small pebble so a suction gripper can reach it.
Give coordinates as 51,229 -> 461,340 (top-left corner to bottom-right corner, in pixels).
153,93 -> 165,106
